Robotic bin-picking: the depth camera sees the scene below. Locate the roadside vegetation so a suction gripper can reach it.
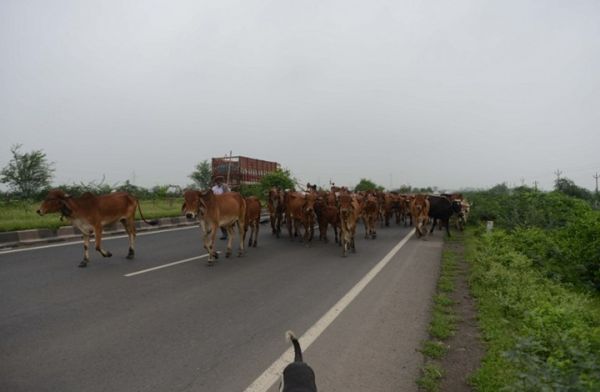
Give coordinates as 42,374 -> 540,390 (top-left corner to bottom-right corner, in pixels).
0,198 -> 184,232
463,182 -> 600,391
418,248 -> 460,391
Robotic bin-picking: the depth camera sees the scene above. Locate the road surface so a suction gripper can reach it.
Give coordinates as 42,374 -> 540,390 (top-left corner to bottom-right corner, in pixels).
0,221 -> 443,392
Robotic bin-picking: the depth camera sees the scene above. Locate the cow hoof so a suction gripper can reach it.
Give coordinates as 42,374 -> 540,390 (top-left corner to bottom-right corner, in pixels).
252,242 -> 257,247
126,254 -> 134,260
101,251 -> 112,258
78,261 -> 88,268
237,251 -> 243,257
225,251 -> 231,258
213,252 -> 219,259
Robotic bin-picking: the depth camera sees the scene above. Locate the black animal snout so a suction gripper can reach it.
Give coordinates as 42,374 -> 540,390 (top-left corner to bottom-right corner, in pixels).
36,209 -> 42,216
185,213 -> 194,219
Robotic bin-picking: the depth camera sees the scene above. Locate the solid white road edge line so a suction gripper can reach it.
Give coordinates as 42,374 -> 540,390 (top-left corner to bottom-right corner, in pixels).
243,228 -> 416,392
0,225 -> 198,255
124,253 -> 212,277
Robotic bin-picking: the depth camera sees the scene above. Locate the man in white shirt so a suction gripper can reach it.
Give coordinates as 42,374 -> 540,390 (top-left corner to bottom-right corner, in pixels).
211,176 -> 230,195
211,176 -> 230,239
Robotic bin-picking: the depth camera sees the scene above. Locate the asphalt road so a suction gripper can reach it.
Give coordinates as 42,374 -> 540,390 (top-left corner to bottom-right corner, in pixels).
0,221 -> 443,392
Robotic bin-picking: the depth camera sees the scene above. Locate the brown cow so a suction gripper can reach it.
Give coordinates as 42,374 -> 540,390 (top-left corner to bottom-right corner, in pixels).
410,194 -> 430,238
267,187 -> 285,237
243,196 -> 261,247
338,191 -> 361,257
284,191 -> 317,244
314,195 -> 339,243
37,189 -> 158,267
181,189 -> 246,265
381,192 -> 394,227
361,192 -> 378,239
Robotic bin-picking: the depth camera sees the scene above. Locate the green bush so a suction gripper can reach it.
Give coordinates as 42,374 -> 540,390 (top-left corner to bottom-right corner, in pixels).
466,188 -> 590,230
467,230 -> 600,391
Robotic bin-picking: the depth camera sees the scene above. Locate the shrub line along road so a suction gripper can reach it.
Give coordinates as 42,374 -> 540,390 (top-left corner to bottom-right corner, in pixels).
0,221 -> 444,392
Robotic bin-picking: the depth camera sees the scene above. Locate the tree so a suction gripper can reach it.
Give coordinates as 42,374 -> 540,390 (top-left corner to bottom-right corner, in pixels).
1,144 -> 54,198
354,178 -> 383,192
554,177 -> 593,201
189,160 -> 212,189
259,169 -> 295,191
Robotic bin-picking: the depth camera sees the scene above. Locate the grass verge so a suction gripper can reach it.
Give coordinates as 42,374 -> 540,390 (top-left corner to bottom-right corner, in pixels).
0,198 -> 184,232
417,248 -> 459,391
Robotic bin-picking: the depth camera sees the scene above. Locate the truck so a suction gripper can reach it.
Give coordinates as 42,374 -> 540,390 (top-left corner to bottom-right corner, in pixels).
211,155 -> 279,189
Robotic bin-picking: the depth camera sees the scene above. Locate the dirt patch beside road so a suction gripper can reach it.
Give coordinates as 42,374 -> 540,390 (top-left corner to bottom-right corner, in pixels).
438,239 -> 485,391
418,234 -> 485,391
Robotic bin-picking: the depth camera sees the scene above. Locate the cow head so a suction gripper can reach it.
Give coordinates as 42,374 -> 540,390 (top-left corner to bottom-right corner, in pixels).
303,191 -> 317,214
451,200 -> 462,214
337,193 -> 353,219
268,187 -> 283,209
182,190 -> 201,219
37,189 -> 70,216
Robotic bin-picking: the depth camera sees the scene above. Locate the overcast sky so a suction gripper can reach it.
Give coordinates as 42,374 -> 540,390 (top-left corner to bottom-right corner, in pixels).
1,0 -> 599,191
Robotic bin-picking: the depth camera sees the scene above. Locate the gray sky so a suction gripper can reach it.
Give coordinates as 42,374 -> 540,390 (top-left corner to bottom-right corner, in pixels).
1,0 -> 599,191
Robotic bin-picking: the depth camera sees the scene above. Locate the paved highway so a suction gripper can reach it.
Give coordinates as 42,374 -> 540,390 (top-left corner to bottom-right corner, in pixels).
0,221 -> 443,392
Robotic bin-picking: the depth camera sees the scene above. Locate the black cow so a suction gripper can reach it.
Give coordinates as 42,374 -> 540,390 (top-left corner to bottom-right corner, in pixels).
428,195 -> 462,237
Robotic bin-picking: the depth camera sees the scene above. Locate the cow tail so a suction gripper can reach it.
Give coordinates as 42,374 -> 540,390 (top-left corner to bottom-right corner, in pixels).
137,202 -> 159,225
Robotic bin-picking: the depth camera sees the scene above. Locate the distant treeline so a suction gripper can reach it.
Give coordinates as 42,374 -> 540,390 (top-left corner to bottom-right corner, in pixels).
0,180 -> 184,201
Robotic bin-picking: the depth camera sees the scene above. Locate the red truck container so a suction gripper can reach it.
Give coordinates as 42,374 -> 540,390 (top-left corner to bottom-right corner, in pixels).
211,156 -> 279,189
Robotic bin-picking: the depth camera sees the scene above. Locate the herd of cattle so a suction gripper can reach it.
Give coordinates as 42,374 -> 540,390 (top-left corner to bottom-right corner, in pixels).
36,186 -> 470,267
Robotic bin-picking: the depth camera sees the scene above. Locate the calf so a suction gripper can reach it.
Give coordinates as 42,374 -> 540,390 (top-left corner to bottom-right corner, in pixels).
279,331 -> 317,392
181,189 -> 246,265
314,196 -> 339,244
361,192 -> 378,239
456,199 -> 471,231
410,194 -> 430,238
267,187 -> 285,237
338,192 -> 361,257
37,189 -> 158,267
244,196 -> 261,247
285,191 -> 317,244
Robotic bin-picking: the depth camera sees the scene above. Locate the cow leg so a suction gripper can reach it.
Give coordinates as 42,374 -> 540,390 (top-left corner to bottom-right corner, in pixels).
270,214 -> 276,235
237,220 -> 245,257
93,226 -> 112,258
429,218 -> 436,234
79,234 -> 91,267
372,219 -> 377,239
204,225 -> 217,265
445,218 -> 452,237
225,225 -> 234,258
253,220 -> 259,247
246,223 -> 252,247
334,224 -> 339,244
275,213 -> 281,238
121,218 -> 136,259
414,216 -> 422,238
286,214 -> 293,241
